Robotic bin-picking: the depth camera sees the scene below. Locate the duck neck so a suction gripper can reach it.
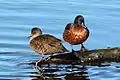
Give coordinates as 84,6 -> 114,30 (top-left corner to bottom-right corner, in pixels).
30,34 -> 40,41
76,24 -> 82,27
75,22 -> 86,28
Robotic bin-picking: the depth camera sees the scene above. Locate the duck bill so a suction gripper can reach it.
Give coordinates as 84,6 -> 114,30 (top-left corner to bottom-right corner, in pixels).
82,20 -> 87,28
27,35 -> 32,38
82,18 -> 86,27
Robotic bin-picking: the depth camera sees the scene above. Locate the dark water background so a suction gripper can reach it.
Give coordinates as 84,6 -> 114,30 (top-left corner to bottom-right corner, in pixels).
0,0 -> 120,80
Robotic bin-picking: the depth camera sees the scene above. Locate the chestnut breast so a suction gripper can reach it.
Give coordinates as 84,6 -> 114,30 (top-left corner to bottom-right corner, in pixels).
63,24 -> 89,45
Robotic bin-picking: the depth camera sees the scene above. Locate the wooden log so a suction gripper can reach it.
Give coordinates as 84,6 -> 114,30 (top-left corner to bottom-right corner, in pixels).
31,47 -> 120,66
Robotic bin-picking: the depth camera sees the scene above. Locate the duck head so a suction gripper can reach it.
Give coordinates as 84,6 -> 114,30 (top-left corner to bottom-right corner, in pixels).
30,27 -> 42,36
29,27 -> 42,41
74,15 -> 86,28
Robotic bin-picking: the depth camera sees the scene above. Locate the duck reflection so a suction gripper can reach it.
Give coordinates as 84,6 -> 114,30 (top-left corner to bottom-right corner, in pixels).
30,64 -> 90,80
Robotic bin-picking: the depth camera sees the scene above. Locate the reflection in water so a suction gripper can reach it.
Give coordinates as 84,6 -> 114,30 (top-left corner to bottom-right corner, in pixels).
30,64 -> 90,80
1,0 -> 120,79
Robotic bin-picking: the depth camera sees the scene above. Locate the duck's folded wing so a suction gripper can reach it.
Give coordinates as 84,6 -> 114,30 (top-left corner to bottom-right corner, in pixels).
43,34 -> 62,42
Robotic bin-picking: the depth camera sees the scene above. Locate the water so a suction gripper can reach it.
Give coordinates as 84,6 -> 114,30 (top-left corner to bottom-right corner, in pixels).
0,0 -> 120,80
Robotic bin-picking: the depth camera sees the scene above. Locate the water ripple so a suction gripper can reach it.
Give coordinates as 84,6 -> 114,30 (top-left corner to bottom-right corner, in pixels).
0,0 -> 120,80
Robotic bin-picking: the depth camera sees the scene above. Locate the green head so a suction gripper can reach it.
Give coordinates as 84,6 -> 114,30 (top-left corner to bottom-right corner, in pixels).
74,15 -> 86,27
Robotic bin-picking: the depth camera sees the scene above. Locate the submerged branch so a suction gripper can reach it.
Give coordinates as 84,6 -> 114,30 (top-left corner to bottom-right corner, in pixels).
31,47 -> 120,66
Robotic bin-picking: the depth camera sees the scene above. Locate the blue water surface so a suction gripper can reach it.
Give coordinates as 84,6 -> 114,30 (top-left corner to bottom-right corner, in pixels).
0,0 -> 120,80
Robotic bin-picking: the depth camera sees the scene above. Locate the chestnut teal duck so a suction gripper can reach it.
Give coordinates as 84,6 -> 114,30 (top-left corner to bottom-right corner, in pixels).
63,15 -> 89,52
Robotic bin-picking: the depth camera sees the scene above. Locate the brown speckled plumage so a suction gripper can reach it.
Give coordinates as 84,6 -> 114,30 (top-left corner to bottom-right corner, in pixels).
29,27 -> 68,55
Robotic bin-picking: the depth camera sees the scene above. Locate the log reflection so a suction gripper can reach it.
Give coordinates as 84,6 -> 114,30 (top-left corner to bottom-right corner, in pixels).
30,64 -> 90,80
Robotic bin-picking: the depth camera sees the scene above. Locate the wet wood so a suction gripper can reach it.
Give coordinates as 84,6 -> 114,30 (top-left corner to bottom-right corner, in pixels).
31,47 -> 120,66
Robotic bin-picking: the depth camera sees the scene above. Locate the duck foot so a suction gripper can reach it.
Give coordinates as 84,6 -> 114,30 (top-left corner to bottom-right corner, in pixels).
72,49 -> 75,53
80,44 -> 88,52
35,59 -> 42,67
80,47 -> 88,52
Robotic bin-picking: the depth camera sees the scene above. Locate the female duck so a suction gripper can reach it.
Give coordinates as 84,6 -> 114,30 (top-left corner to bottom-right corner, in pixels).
29,27 -> 68,66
